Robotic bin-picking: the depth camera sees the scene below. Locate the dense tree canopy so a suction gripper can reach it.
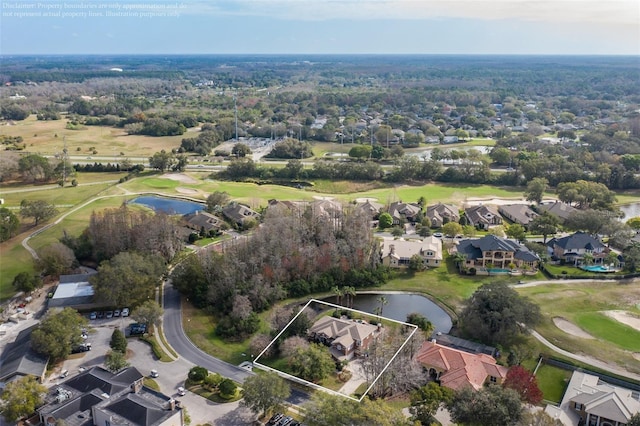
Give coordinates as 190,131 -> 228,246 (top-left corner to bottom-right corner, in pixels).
460,282 -> 541,346
304,393 -> 413,426
447,385 -> 524,426
0,376 -> 47,422
0,207 -> 20,242
20,199 -> 58,226
31,308 -> 87,362
240,372 -> 291,419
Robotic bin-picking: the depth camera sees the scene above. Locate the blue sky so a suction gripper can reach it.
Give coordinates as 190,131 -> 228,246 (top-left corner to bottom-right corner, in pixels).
1,0 -> 638,55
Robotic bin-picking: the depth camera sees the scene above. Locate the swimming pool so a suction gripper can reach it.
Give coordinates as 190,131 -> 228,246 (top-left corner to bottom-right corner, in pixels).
580,265 -> 614,273
487,268 -> 511,274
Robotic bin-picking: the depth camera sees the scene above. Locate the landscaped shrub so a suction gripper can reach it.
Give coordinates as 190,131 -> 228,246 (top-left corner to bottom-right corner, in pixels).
188,366 -> 209,383
204,372 -> 223,390
110,329 -> 127,352
218,379 -> 237,399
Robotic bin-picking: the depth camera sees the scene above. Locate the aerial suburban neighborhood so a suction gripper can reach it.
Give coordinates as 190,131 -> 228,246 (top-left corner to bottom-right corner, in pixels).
1,51 -> 640,426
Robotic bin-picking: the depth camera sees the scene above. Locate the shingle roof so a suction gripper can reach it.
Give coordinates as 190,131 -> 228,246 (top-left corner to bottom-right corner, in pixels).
498,204 -> 539,226
0,324 -> 49,382
464,205 -> 501,226
415,341 -> 509,391
456,235 -> 540,262
309,316 -> 378,346
537,201 -> 578,221
548,231 -> 605,251
381,236 -> 442,260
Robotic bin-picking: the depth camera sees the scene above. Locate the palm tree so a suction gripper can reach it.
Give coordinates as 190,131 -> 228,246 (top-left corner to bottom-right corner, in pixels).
332,286 -> 343,307
451,252 -> 467,271
582,252 -> 594,266
376,296 -> 388,317
343,286 -> 356,308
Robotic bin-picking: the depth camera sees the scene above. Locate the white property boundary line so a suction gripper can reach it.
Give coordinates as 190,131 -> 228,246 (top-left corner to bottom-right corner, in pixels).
253,298 -> 418,402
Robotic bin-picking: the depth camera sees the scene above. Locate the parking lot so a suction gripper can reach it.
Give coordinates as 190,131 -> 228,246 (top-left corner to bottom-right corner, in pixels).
47,316 -> 256,425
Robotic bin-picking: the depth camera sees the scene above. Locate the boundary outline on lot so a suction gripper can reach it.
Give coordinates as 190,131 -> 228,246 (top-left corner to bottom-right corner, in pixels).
253,298 -> 418,402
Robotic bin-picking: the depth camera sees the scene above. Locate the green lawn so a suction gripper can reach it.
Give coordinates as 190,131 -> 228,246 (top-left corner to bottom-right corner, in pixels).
543,263 -> 625,278
574,312 -> 640,352
532,364 -> 571,404
0,242 -> 35,300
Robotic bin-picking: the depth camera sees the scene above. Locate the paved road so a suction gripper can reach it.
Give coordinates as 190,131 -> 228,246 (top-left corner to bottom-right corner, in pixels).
162,282 -> 309,406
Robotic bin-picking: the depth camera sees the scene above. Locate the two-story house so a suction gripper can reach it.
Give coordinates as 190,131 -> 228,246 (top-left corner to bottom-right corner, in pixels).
464,205 -> 502,230
455,234 -> 540,270
426,203 -> 460,228
308,316 -> 381,361
547,232 -> 606,264
380,236 -> 443,268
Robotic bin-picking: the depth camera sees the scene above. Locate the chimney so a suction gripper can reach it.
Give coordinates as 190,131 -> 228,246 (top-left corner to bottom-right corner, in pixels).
389,244 -> 395,255
168,399 -> 175,411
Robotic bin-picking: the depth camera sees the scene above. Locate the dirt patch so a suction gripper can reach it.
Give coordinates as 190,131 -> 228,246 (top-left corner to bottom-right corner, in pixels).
537,290 -> 587,300
312,196 -> 335,200
602,310 -> 640,332
161,173 -> 199,184
354,197 -> 379,203
553,317 -> 595,339
176,187 -> 199,195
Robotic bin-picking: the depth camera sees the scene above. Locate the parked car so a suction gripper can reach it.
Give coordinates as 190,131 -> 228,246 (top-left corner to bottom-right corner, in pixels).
121,307 -> 130,317
105,311 -> 113,319
72,343 -> 91,354
177,387 -> 186,396
89,312 -> 97,320
113,309 -> 121,317
129,323 -> 147,335
97,311 -> 104,319
59,369 -> 69,379
150,369 -> 159,378
268,414 -> 284,425
433,232 -> 443,238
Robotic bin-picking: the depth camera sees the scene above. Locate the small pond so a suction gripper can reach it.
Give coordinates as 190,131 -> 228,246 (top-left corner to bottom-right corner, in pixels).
619,202 -> 640,221
129,196 -> 205,215
323,293 -> 452,334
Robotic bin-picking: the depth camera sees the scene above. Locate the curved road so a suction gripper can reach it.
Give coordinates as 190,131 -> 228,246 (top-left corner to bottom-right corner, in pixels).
163,282 -> 309,405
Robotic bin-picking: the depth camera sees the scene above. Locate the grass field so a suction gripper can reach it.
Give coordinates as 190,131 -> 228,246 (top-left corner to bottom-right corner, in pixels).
530,364 -> 571,404
1,115 -> 184,157
574,312 -> 640,352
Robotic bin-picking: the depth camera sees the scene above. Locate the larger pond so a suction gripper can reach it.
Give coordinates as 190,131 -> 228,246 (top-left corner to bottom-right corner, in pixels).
324,293 -> 452,334
129,196 -> 204,215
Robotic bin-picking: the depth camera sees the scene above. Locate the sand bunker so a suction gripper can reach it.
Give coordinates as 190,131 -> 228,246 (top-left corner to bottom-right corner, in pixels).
553,317 -> 595,339
162,173 -> 199,184
354,197 -> 379,203
176,187 -> 199,195
602,310 -> 640,333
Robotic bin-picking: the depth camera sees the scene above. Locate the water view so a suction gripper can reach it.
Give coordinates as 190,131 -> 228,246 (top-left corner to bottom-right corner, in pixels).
129,196 -> 205,215
325,293 -> 452,334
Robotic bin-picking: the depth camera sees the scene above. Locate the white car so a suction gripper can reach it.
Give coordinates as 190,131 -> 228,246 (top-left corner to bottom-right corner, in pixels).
177,387 -> 186,396
121,307 -> 130,317
150,369 -> 159,378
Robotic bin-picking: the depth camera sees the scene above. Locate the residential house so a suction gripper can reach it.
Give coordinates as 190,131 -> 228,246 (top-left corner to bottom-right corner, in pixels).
549,370 -> 640,426
426,203 -> 460,228
455,234 -> 540,270
388,201 -> 422,225
38,366 -> 183,426
182,211 -> 225,235
308,316 -> 380,361
498,204 -> 539,230
537,201 -> 578,224
0,325 -> 49,386
443,136 -> 459,144
547,231 -> 607,264
464,205 -> 503,230
222,202 -> 260,228
355,200 -> 384,218
414,340 -> 509,391
380,236 -> 443,268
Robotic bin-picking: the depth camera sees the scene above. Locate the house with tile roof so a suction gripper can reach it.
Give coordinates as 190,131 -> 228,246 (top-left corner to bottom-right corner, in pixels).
380,236 -> 443,268
464,205 -> 502,230
414,340 -> 509,391
455,234 -> 540,270
547,231 -> 606,264
308,316 -> 381,361
550,370 -> 640,426
426,203 -> 460,228
38,366 -> 182,426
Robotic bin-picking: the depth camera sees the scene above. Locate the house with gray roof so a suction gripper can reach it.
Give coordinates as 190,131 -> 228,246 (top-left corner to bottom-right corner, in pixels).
308,316 -> 381,361
38,366 -> 182,426
426,203 -> 460,228
548,370 -> 640,426
182,210 -> 225,234
388,201 -> 422,225
222,202 -> 260,228
498,204 -> 539,229
464,205 -> 502,230
0,324 -> 49,386
547,231 -> 606,264
355,200 -> 384,218
380,236 -> 443,268
537,201 -> 578,224
455,235 -> 540,270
